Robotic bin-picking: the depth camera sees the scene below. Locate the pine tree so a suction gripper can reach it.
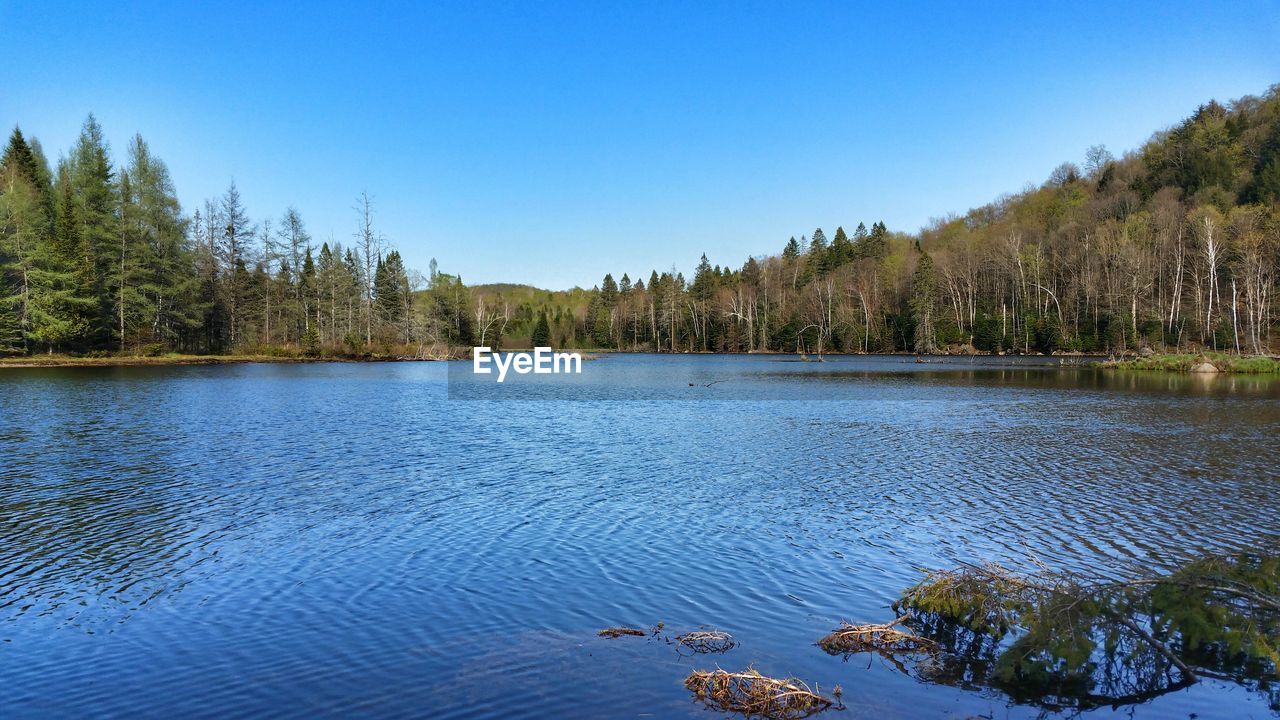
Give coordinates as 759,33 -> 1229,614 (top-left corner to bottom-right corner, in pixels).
600,273 -> 619,306
316,242 -> 338,343
114,168 -> 153,348
374,251 -> 411,337
531,310 -> 551,348
279,207 -> 310,339
865,221 -> 888,259
911,251 -> 937,354
807,228 -> 828,277
691,254 -> 715,301
125,135 -> 201,349
0,286 -> 20,354
52,161 -> 96,348
69,114 -> 119,346
742,256 -> 761,286
3,160 -> 84,350
300,246 -> 317,332
2,128 -> 53,217
830,226 -> 852,267
217,182 -> 253,347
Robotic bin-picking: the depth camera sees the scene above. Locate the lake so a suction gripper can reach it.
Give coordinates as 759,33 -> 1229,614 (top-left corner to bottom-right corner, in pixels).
1,354 -> 1277,718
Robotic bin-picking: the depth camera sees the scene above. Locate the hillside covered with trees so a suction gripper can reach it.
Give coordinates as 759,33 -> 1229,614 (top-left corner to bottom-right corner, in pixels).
5,85 -> 1280,358
477,85 -> 1280,355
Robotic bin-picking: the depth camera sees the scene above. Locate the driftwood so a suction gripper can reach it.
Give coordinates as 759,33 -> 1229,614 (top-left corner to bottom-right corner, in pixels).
598,626 -> 647,639
675,629 -> 737,654
817,613 -> 939,656
684,667 -> 837,719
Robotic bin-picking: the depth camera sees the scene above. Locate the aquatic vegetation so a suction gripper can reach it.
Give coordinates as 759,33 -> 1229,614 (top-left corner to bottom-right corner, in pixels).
891,551 -> 1280,710
684,667 -> 838,719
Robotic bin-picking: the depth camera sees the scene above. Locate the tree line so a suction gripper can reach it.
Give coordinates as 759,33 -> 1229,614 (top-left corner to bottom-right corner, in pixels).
479,85 -> 1280,355
7,85 -> 1280,358
0,115 -> 472,357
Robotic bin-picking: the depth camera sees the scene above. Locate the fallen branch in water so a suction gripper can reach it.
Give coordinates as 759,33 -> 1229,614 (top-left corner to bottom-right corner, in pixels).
598,626 -> 647,639
684,667 -> 837,719
817,613 -> 939,656
676,630 -> 737,654
892,550 -> 1280,710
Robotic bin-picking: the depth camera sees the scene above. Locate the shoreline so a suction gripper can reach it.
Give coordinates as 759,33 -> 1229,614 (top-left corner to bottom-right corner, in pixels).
3,350 -> 1277,373
0,349 -> 1104,370
0,354 -> 455,369
1101,352 -> 1280,374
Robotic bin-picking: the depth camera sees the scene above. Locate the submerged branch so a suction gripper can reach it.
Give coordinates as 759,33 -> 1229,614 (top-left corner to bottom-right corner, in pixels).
684,667 -> 837,720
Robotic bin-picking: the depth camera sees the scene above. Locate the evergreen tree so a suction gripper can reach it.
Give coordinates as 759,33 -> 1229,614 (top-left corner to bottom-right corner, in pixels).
1,128 -> 53,218
910,251 -> 938,353
217,182 -> 253,346
741,256 -> 761,286
600,273 -> 619,306
51,161 -> 96,348
375,250 -> 411,337
316,242 -> 339,343
1,153 -> 93,351
68,114 -> 119,345
806,228 -> 829,277
691,253 -> 715,301
300,246 -> 317,332
0,284 -> 20,354
864,221 -> 888,259
531,311 -> 551,347
115,168 -> 147,346
278,207 -> 310,339
830,226 -> 852,267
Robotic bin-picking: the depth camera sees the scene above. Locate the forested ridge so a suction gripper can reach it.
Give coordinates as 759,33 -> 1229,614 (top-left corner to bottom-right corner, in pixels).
4,85 -> 1280,358
481,85 -> 1280,355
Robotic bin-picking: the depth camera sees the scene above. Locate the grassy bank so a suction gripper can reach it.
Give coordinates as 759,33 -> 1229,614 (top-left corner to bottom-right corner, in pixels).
1103,352 -> 1280,373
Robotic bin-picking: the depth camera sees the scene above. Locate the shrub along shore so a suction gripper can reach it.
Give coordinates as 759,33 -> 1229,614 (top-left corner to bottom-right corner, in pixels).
8,348 -> 1279,373
1103,352 -> 1280,373
0,344 -> 464,368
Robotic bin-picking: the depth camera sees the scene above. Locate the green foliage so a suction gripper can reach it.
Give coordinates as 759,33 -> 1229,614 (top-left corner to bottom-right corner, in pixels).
7,84 -> 1280,359
1107,352 -> 1280,373
896,551 -> 1280,711
301,325 -> 321,357
531,311 -> 551,348
910,252 -> 937,353
972,311 -> 1002,352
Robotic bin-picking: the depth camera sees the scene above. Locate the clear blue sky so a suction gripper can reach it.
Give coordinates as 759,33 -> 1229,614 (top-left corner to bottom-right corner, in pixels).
2,1 -> 1277,289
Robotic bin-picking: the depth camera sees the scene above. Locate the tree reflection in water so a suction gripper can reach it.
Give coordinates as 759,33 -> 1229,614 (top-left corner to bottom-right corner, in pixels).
821,550 -> 1279,713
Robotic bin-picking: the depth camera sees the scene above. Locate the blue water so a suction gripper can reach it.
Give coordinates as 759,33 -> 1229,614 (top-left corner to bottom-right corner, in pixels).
0,355 -> 1277,718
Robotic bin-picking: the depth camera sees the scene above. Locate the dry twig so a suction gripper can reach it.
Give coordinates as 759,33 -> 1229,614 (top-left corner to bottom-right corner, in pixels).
817,613 -> 939,656
675,630 -> 737,654
684,666 -> 836,719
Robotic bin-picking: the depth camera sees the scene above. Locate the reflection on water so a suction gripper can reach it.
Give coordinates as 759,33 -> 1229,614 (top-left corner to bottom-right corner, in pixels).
0,355 -> 1277,718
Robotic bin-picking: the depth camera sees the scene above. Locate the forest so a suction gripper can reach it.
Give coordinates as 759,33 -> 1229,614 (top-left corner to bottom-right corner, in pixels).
0,116 -> 466,358
3,84 -> 1279,358
494,84 -> 1280,355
